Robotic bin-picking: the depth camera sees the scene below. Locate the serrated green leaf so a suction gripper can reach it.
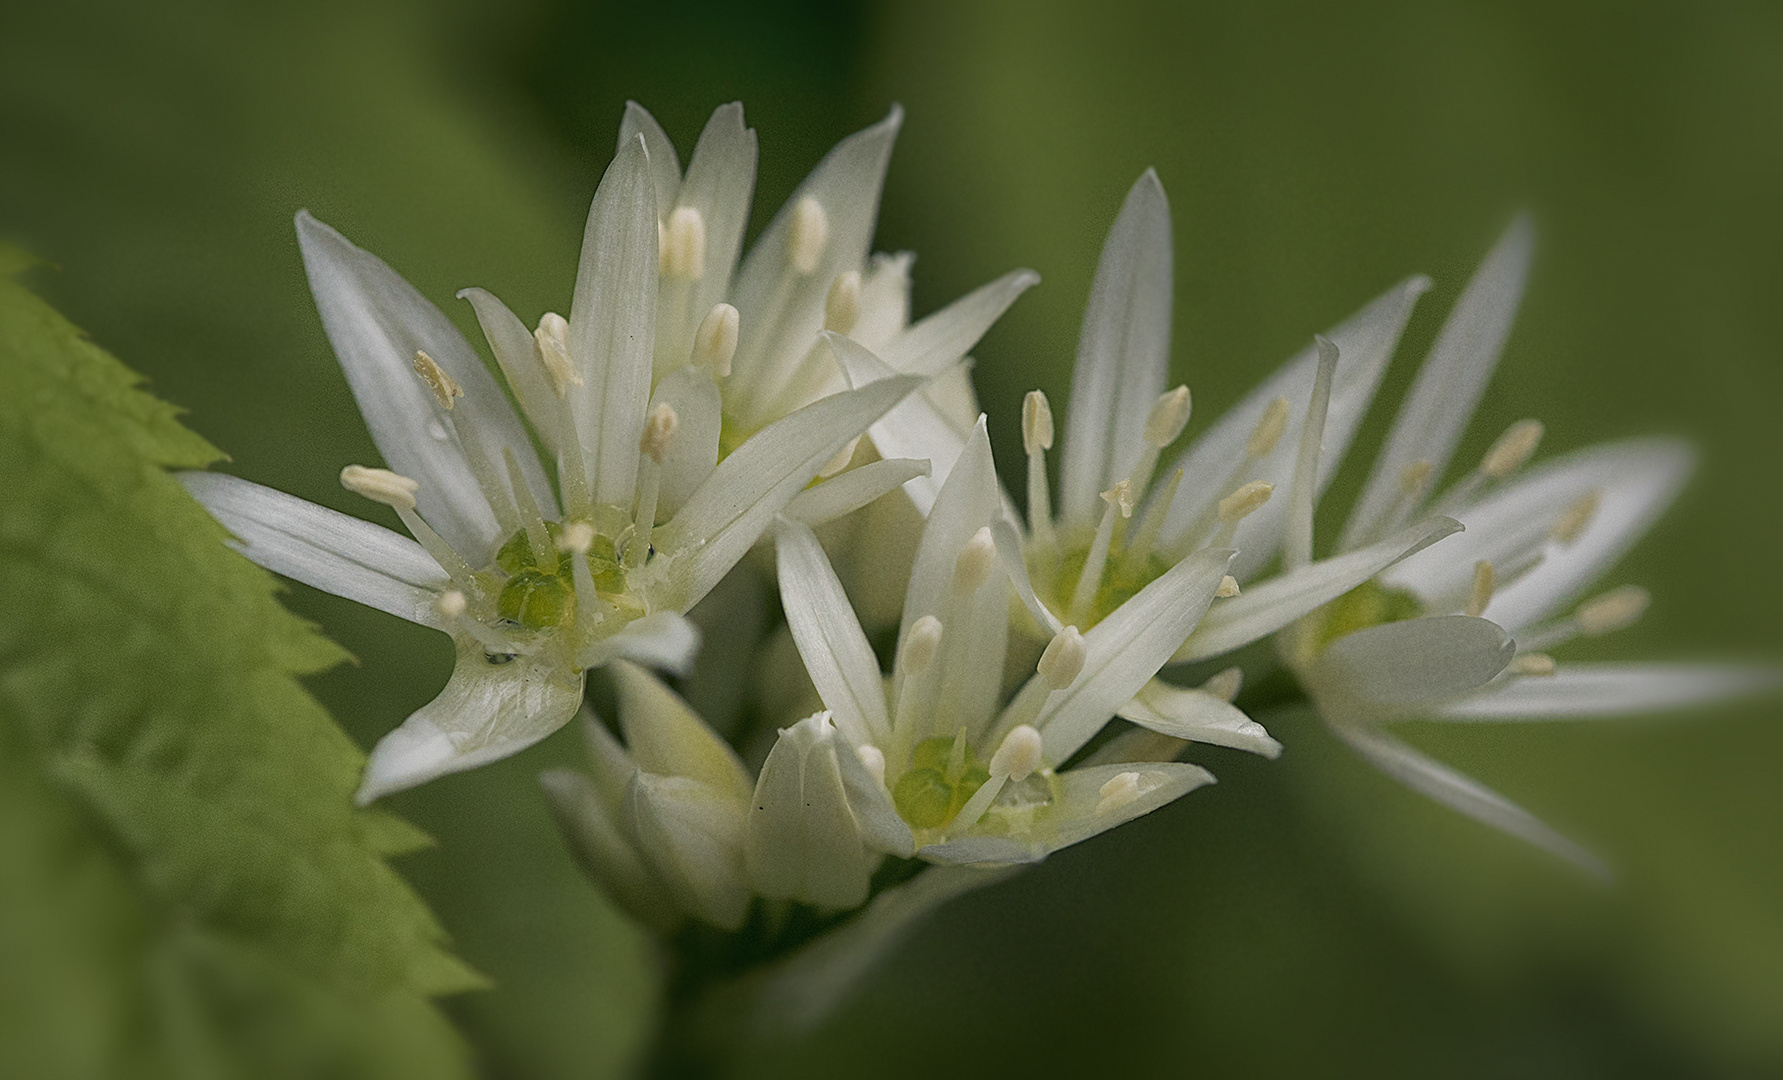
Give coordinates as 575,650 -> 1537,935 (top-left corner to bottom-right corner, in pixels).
0,269 -> 480,1078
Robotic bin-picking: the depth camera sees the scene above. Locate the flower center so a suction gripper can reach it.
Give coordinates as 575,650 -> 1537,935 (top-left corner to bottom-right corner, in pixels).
891,735 -> 992,829
488,524 -> 641,632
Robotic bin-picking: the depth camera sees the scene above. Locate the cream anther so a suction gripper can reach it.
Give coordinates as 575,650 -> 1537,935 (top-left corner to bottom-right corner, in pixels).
1482,419 -> 1544,479
1201,666 -> 1244,702
989,725 -> 1044,781
660,206 -> 706,280
901,615 -> 943,674
818,436 -> 860,479
1398,460 -> 1435,499
436,589 -> 467,619
1552,490 -> 1602,544
1023,390 -> 1055,454
691,303 -> 739,377
1577,585 -> 1650,635
640,403 -> 679,465
1467,560 -> 1495,618
533,312 -> 581,395
557,520 -> 596,555
823,270 -> 862,334
1144,385 -> 1193,449
1216,575 -> 1241,598
952,527 -> 997,596
1038,625 -> 1087,690
340,465 -> 419,510
412,350 -> 462,411
1247,398 -> 1291,459
1217,480 -> 1274,524
1508,653 -> 1557,677
787,195 -> 829,275
1096,771 -> 1142,816
856,744 -> 887,789
1101,479 -> 1137,519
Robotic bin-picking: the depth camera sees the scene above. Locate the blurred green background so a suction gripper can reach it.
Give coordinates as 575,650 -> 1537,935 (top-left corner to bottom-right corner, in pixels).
4,0 -> 1781,1075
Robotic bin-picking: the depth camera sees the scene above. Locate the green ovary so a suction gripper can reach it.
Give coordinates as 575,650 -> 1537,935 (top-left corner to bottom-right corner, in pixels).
892,735 -> 993,829
490,525 -> 631,631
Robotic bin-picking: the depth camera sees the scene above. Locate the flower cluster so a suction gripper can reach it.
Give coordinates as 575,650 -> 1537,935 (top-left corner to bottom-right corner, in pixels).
185,100 -> 1770,1008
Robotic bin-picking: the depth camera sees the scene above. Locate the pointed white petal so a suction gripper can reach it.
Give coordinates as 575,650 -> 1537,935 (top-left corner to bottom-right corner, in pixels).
569,134 -> 659,509
624,771 -> 751,929
1118,679 -> 1281,758
1342,217 -> 1534,548
1173,516 -> 1462,663
784,458 -> 931,526
1382,439 -> 1693,632
645,366 -> 722,518
677,102 -> 757,313
1038,761 -> 1214,854
617,101 -> 682,211
830,332 -> 968,513
776,518 -> 892,747
1028,548 -> 1235,766
1311,615 -> 1515,707
831,732 -> 916,858
993,517 -> 1063,636
1327,718 -> 1609,878
295,211 -> 550,558
458,286 -> 560,454
593,610 -> 702,675
1059,170 -> 1173,531
851,250 -> 914,349
180,472 -> 449,627
540,768 -> 683,935
650,375 -> 921,612
1158,276 -> 1429,569
1436,663 -> 1783,721
918,835 -> 1046,866
608,660 -> 752,802
875,269 -> 1040,376
579,707 -> 639,811
355,637 -> 586,803
745,715 -> 875,909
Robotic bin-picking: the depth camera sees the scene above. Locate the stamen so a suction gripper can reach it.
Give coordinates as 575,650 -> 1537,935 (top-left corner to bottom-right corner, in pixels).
1481,419 -> 1544,479
857,744 -> 887,789
1037,625 -> 1086,690
628,405 -> 677,569
989,724 -> 1044,781
823,270 -> 862,334
691,303 -> 739,377
1096,771 -> 1142,816
1201,666 -> 1243,702
1103,479 -> 1137,519
1144,386 -> 1193,449
1068,489 -> 1126,622
340,465 -> 419,510
1216,575 -> 1241,598
533,312 -> 581,395
1247,398 -> 1291,459
1551,490 -> 1602,544
1218,480 -> 1274,524
818,436 -> 860,480
1508,653 -> 1556,677
787,195 -> 829,275
952,526 -> 997,597
1022,390 -> 1055,453
412,350 -> 462,410
557,520 -> 596,555
640,402 -> 680,466
660,206 -> 706,281
435,589 -> 467,619
1576,585 -> 1649,635
901,615 -> 943,675
1023,389 -> 1056,548
1466,560 -> 1495,618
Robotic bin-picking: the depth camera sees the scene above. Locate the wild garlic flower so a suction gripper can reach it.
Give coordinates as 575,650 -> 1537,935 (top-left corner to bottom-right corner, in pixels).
1256,219 -> 1777,875
182,134 -> 920,804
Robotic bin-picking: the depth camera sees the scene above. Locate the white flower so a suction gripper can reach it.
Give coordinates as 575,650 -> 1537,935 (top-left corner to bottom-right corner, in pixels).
181,133 -> 921,804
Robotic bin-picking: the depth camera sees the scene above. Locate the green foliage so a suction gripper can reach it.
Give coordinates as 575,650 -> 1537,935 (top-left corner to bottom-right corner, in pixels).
0,259 -> 480,1079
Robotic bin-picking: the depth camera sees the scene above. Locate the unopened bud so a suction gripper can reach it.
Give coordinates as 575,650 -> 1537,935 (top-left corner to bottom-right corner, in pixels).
691,303 -> 739,377
641,402 -> 679,465
340,465 -> 419,510
1096,771 -> 1142,816
1022,390 -> 1054,454
1481,419 -> 1543,479
989,725 -> 1044,781
1247,398 -> 1291,459
412,350 -> 462,410
787,195 -> 829,275
823,270 -> 862,334
1217,480 -> 1274,523
1576,585 -> 1649,636
901,615 -> 943,674
1038,625 -> 1086,690
952,526 -> 997,596
1216,575 -> 1241,598
1144,385 -> 1193,449
660,206 -> 706,280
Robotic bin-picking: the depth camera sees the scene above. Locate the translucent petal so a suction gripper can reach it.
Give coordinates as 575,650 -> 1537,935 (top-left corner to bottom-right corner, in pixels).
678,102 -> 757,308
783,458 -> 931,526
1118,678 -> 1281,758
645,366 -> 722,519
830,333 -> 969,513
1311,615 -> 1514,707
610,660 -> 752,802
874,268 -> 1039,376
1037,762 -> 1215,855
776,517 -> 892,747
993,518 -> 1062,636
624,771 -> 750,929
616,100 -> 682,211
576,610 -> 702,676
458,286 -> 561,456
1436,663 -> 1783,721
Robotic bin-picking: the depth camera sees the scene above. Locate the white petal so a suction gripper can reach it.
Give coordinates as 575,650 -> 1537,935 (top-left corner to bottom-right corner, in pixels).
539,767 -> 682,935
180,472 -> 448,627
1173,516 -> 1462,664
1381,439 -> 1693,632
1059,170 -> 1173,532
784,458 -> 932,527
1327,718 -> 1608,878
1026,548 -> 1234,766
831,333 -> 969,513
677,102 -> 757,308
1341,217 -> 1534,548
1118,678 -> 1281,758
295,211 -> 550,558
1436,663 -> 1783,721
624,771 -> 750,929
1157,275 -> 1430,569
355,637 -> 586,803
648,375 -> 921,612
1310,615 -> 1514,707
569,134 -> 659,509
576,610 -> 702,676
874,268 -> 1040,377
616,101 -> 682,212
831,731 -> 916,858
1038,762 -> 1215,854
645,366 -> 722,518
609,660 -> 752,801
745,715 -> 875,909
458,286 -> 560,455
775,517 -> 892,747
918,836 -> 1046,866
852,250 -> 914,349
993,517 -> 1062,636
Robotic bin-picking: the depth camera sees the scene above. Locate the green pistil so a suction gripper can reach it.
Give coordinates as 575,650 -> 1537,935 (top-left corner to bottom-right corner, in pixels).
490,525 -> 629,631
1306,579 -> 1425,652
892,735 -> 993,829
